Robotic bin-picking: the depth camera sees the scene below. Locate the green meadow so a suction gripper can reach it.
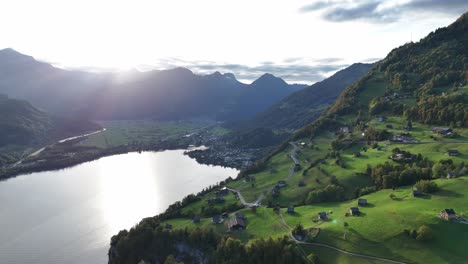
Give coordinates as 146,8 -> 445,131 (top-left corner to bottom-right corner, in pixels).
165,176 -> 468,263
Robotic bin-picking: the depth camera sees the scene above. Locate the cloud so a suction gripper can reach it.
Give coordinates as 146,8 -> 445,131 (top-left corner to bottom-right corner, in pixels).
299,0 -> 468,23
361,57 -> 382,63
141,57 -> 351,84
299,1 -> 333,12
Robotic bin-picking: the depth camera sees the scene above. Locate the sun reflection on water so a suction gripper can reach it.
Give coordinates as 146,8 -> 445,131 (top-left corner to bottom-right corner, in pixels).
99,153 -> 160,233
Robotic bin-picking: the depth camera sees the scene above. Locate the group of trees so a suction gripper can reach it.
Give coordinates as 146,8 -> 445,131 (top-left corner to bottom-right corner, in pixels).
364,127 -> 392,141
305,184 -> 345,204
109,224 -> 220,264
414,180 -> 439,193
404,94 -> 467,127
403,225 -> 433,242
369,161 -> 433,190
110,223 -> 315,264
369,97 -> 405,116
432,159 -> 465,178
368,157 -> 466,190
212,236 -> 310,264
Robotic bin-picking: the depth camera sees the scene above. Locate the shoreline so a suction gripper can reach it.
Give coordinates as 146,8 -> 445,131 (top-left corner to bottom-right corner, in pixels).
0,144 -> 242,181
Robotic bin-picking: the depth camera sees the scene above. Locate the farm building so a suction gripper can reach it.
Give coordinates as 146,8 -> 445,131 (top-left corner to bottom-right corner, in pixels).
318,212 -> 328,221
277,180 -> 287,188
340,127 -> 350,133
227,217 -> 246,230
349,207 -> 360,216
440,209 -> 457,220
358,199 -> 367,206
445,150 -> 460,156
447,172 -> 457,179
212,215 -> 222,224
432,127 -> 453,135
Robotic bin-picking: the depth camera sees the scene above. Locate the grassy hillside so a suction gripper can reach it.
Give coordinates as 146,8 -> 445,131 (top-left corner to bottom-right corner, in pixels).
164,176 -> 468,263
109,13 -> 468,264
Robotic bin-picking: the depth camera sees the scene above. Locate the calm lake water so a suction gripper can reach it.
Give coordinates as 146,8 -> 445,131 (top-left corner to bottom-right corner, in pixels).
0,150 -> 238,264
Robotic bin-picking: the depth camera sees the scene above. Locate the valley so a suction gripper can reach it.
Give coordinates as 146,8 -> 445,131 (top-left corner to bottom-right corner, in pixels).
0,5 -> 467,264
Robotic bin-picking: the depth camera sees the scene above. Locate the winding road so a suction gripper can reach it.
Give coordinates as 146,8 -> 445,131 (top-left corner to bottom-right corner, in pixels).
9,129 -> 106,169
227,141 -> 300,207
229,141 -> 408,264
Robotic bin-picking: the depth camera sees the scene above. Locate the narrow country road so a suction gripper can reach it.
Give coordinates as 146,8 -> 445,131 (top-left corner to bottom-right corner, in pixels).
226,141 -> 300,207
285,141 -> 299,181
9,129 -> 106,168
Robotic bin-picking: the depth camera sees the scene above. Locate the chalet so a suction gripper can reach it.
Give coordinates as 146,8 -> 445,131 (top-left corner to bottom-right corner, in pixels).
212,215 -> 223,224
440,209 -> 457,220
219,187 -> 229,195
277,180 -> 287,188
235,213 -> 246,220
349,207 -> 360,216
358,199 -> 367,206
287,206 -> 295,214
445,150 -> 460,156
432,127 -> 453,135
227,217 -> 245,230
318,212 -> 328,221
376,116 -> 387,122
391,134 -> 413,143
300,142 -> 306,147
447,172 -> 456,179
298,180 -> 306,187
221,212 -> 229,218
390,151 -> 416,162
192,216 -> 201,223
294,163 -> 301,171
340,127 -> 350,133
413,190 -> 423,197
294,234 -> 304,241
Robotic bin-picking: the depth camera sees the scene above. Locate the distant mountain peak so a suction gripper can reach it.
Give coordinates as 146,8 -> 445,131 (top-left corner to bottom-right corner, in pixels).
1,47 -> 17,53
0,48 -> 35,63
211,71 -> 223,78
204,71 -> 238,81
252,73 -> 287,86
161,67 -> 194,77
223,73 -> 236,80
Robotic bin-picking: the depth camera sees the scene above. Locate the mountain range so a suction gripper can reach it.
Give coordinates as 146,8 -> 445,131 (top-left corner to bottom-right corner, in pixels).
238,62 -> 374,130
0,49 -> 306,121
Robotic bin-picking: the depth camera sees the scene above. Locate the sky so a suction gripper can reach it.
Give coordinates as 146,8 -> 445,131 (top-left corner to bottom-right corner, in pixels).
0,0 -> 467,84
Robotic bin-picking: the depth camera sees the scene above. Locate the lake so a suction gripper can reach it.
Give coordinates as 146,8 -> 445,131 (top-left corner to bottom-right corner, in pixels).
0,150 -> 238,264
